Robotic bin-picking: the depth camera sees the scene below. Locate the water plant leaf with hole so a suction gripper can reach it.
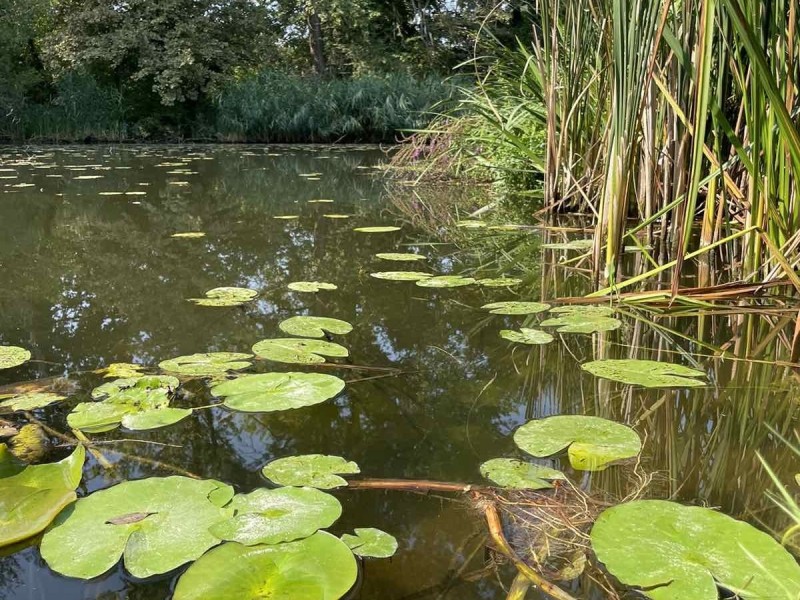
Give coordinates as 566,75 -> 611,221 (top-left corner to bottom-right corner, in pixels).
288,281 -> 338,292
0,445 -> 84,547
514,415 -> 641,471
40,476 -> 234,580
252,338 -> 348,364
262,454 -> 360,489
211,372 -> 345,412
103,362 -> 144,378
477,277 -> 523,287
159,352 -> 252,377
500,328 -> 554,345
590,500 -> 800,600
581,359 -> 706,388
482,301 -> 551,315
0,346 -> 31,370
370,271 -> 432,281
353,226 -> 400,233
416,276 -> 476,288
188,287 -> 258,307
0,392 -> 65,412
375,252 -> 427,262
209,487 -> 342,545
279,317 -> 353,339
479,458 -> 566,490
541,306 -> 622,334
173,532 -> 358,600
341,528 -> 398,558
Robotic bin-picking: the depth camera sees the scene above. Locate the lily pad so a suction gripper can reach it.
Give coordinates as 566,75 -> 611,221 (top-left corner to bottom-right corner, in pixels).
0,445 -> 84,547
159,352 -> 253,377
262,455 -> 360,489
541,306 -> 622,334
375,253 -> 427,262
591,500 -> 800,600
353,226 -> 401,233
500,328 -> 554,345
103,362 -> 145,378
479,458 -> 566,490
477,278 -> 523,288
581,359 -> 706,388
171,232 -> 206,238
341,528 -> 398,558
370,271 -> 432,281
173,532 -> 358,600
288,281 -> 338,293
542,239 -> 594,251
252,338 -> 348,364
278,317 -> 353,339
40,476 -> 234,580
0,392 -> 65,412
0,346 -> 31,370
514,415 -> 641,471
211,372 -> 345,413
482,301 -> 551,315
188,287 -> 258,307
416,276 -> 476,288
209,487 -> 342,545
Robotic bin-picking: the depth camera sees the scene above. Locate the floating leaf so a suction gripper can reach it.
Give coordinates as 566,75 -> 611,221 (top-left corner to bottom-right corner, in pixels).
252,338 -> 348,364
0,346 -> 31,370
341,528 -> 398,558
514,415 -> 641,471
375,253 -> 427,262
273,215 -> 300,220
40,476 -> 234,580
279,317 -> 353,339
188,287 -> 258,307
103,362 -> 145,378
542,239 -> 594,250
171,232 -> 205,238
288,281 -> 338,293
159,352 -> 253,377
323,213 -> 350,219
262,455 -> 360,489
211,372 -> 345,413
455,220 -> 486,229
0,445 -> 84,547
549,305 -> 615,317
416,276 -> 476,288
209,487 -> 341,545
370,271 -> 432,281
353,226 -> 401,233
0,392 -> 65,412
173,532 -> 358,600
307,199 -> 334,204
541,306 -> 622,334
500,328 -> 554,345
8,424 -> 48,462
591,500 -> 800,600
477,278 -> 523,287
482,301 -> 551,315
479,458 -> 566,490
581,359 -> 706,388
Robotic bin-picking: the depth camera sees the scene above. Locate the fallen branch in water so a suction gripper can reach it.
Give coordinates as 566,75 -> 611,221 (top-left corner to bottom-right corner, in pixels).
346,477 -> 484,494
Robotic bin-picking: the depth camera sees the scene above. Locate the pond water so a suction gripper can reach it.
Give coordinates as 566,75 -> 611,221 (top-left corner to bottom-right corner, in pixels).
0,145 -> 797,599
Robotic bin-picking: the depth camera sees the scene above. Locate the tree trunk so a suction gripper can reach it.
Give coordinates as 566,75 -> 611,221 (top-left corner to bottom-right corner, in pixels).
306,6 -> 326,76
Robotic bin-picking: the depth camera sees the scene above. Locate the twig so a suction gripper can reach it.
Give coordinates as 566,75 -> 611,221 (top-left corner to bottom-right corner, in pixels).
346,477 -> 484,494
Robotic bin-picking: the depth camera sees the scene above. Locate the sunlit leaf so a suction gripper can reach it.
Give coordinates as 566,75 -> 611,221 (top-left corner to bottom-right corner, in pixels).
171,232 -> 206,238
159,352 -> 253,377
499,328 -> 554,345
252,338 -> 348,364
482,301 -> 551,315
370,271 -> 432,281
581,359 -> 706,388
541,239 -> 593,250
288,281 -> 338,292
278,317 -> 353,339
341,528 -> 398,558
415,276 -> 475,288
477,277 -> 523,287
541,306 -> 622,334
262,454 -> 360,489
0,392 -> 65,412
455,220 -> 486,229
375,253 -> 427,262
188,287 -> 258,307
0,346 -> 31,370
353,226 -> 401,233
211,372 -> 345,413
103,362 -> 145,378
479,458 -> 565,489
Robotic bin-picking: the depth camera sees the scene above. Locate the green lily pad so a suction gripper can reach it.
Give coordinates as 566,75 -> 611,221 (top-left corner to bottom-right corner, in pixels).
455,220 -> 486,229
549,305 -> 615,316
171,232 -> 206,238
415,276 -> 476,288
288,281 -> 338,293
477,278 -> 523,287
188,287 -> 258,307
0,445 -> 84,547
103,362 -> 145,378
353,226 -> 401,233
500,328 -> 554,345
541,306 -> 622,334
591,500 -> 800,600
159,352 -> 253,377
209,487 -> 342,545
211,372 -> 345,413
0,346 -> 31,370
479,458 -> 566,490
375,253 -> 427,262
581,359 -> 706,388
542,239 -> 594,251
252,338 -> 348,364
278,317 -> 353,339
482,301 -> 551,315
262,455 -> 360,489
514,415 -> 641,471
370,271 -> 432,281
173,532 -> 358,600
41,476 -> 234,580
0,392 -> 66,412
341,528 -> 398,558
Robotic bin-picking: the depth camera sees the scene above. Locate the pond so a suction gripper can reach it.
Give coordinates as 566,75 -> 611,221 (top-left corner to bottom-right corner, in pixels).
0,145 -> 797,599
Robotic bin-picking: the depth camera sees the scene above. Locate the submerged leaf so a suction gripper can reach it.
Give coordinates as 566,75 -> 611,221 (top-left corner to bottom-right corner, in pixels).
288,281 -> 338,293
477,277 -> 523,288
500,328 -> 554,345
353,226 -> 400,233
159,352 -> 252,377
262,454 -> 360,489
480,458 -> 565,490
0,392 -> 65,412
370,271 -> 432,281
278,316 -> 353,339
252,338 -> 348,364
415,276 -> 475,288
514,415 -> 641,471
482,301 -> 551,315
375,252 -> 427,262
341,528 -> 398,558
0,346 -> 31,370
581,359 -> 706,388
188,287 -> 258,307
591,500 -> 800,600
211,372 -> 345,413
103,362 -> 145,378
